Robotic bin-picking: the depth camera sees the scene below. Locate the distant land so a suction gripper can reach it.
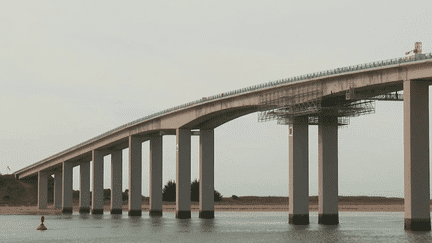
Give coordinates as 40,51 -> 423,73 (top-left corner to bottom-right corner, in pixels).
0,174 -> 416,207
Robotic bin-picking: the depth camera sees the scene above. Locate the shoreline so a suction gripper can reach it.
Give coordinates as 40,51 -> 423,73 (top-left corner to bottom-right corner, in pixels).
0,203 -> 412,215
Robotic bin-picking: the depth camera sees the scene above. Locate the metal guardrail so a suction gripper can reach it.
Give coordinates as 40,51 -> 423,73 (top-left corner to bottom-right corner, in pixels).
14,53 -> 432,175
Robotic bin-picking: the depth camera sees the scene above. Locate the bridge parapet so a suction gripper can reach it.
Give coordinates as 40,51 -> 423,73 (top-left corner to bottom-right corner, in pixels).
13,52 -> 432,177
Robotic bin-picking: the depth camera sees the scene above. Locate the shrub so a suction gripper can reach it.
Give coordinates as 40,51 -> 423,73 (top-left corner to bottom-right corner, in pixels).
162,179 -> 223,202
214,190 -> 223,202
162,180 -> 176,202
232,195 -> 239,200
122,189 -> 129,201
104,189 -> 111,200
190,179 -> 200,202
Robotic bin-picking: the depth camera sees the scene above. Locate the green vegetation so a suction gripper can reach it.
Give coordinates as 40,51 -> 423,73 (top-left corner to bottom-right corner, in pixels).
162,180 -> 176,201
162,179 -> 223,202
0,174 -> 40,206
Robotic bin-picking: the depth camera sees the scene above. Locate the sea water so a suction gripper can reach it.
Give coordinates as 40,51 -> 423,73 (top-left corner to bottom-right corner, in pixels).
1,212 -> 431,242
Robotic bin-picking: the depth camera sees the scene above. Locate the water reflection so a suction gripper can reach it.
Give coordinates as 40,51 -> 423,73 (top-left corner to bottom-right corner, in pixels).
285,224 -> 315,242
200,218 -> 215,233
176,218 -> 191,232
110,214 -> 123,228
91,214 -> 103,220
405,230 -> 432,242
290,224 -> 310,231
128,216 -> 143,227
79,213 -> 90,220
110,214 -> 122,220
317,224 -> 344,243
2,212 -> 432,242
59,214 -> 73,220
319,224 -> 340,232
150,216 -> 163,227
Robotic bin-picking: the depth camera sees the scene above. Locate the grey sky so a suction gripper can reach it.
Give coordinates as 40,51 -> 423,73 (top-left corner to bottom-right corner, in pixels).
1,1 -> 431,197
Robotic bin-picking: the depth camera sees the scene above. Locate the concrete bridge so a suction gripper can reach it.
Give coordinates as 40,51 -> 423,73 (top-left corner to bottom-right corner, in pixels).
13,53 -> 432,231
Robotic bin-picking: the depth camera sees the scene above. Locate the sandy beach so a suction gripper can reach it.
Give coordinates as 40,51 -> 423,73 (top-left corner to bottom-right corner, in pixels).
0,174 -> 426,215
1,193 -> 428,215
0,202 -> 413,215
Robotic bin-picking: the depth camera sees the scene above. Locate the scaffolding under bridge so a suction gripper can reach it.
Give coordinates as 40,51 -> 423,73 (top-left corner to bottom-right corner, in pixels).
257,83 -> 377,127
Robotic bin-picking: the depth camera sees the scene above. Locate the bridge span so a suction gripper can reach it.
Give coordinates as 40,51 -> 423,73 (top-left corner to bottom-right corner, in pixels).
13,53 -> 432,231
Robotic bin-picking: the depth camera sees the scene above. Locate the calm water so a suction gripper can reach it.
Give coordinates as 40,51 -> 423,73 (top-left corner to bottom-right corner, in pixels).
1,212 -> 432,242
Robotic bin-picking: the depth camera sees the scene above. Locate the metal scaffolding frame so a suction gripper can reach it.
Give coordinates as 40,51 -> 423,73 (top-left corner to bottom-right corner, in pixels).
368,91 -> 403,101
258,84 -> 376,127
346,89 -> 403,101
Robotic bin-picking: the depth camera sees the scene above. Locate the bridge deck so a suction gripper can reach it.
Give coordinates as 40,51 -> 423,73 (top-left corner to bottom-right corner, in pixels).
14,53 -> 432,179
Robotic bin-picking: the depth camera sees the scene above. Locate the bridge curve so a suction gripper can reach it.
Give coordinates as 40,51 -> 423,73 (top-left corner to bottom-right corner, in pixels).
12,52 -> 432,230
14,52 -> 432,178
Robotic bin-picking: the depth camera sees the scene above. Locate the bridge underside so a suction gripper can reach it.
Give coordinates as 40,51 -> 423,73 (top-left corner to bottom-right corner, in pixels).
283,79 -> 431,230
182,106 -> 258,129
16,59 -> 432,231
258,81 -> 408,126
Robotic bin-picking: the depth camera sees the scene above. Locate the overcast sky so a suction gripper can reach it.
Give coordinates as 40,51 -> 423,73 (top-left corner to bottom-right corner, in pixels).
1,1 -> 432,198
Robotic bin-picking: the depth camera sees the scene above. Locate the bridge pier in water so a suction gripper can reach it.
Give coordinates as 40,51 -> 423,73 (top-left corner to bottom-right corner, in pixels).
37,171 -> 48,209
149,135 -> 163,216
129,136 -> 143,216
92,151 -> 104,214
62,162 -> 73,214
199,129 -> 215,219
318,115 -> 339,225
79,162 -> 90,213
289,116 -> 309,225
24,57 -> 432,231
176,128 -> 192,219
403,80 -> 431,231
111,150 -> 123,214
54,172 -> 62,209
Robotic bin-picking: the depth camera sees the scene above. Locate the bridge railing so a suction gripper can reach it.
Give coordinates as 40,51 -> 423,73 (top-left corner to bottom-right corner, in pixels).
13,52 -> 432,175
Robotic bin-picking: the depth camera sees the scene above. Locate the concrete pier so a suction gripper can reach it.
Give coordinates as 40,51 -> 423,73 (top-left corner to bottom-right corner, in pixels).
92,150 -> 104,214
289,116 -> 309,225
149,135 -> 163,216
62,162 -> 73,214
37,171 -> 47,209
318,115 -> 339,225
199,129 -> 214,219
111,150 -> 123,214
176,128 -> 191,219
403,80 -> 431,231
129,136 -> 142,216
79,162 -> 90,213
53,172 -> 62,209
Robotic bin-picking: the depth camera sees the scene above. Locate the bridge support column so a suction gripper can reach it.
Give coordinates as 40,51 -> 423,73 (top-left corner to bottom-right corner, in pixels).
289,116 -> 309,225
92,151 -> 104,214
37,171 -> 48,209
199,129 -> 214,219
79,162 -> 90,213
54,172 -> 62,209
111,150 -> 123,214
403,80 -> 431,231
318,116 -> 339,225
129,136 -> 142,216
149,135 -> 163,216
176,128 -> 191,219
62,162 -> 73,214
